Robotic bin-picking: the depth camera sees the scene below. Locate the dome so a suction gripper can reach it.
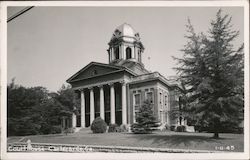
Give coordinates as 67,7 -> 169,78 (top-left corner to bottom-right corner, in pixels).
115,23 -> 136,37
108,23 -> 145,65
110,23 -> 142,43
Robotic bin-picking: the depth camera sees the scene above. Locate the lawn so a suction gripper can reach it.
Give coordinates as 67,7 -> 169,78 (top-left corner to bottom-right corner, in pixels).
8,129 -> 244,152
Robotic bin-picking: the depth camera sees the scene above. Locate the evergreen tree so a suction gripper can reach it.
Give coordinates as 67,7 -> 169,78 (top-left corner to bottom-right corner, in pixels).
131,100 -> 159,134
173,10 -> 244,138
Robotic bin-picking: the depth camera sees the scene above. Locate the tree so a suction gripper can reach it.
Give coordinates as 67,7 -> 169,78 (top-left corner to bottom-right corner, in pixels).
55,84 -> 80,129
7,80 -> 49,136
173,10 -> 244,138
131,100 -> 159,134
7,81 -> 78,136
56,84 -> 80,115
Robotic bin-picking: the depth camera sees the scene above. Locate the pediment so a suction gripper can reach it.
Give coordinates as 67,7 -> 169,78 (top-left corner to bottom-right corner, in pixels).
67,62 -> 122,82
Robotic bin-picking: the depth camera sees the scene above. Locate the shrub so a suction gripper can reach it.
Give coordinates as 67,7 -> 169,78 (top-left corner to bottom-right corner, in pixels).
170,125 -> 176,131
108,124 -> 119,132
91,117 -> 107,133
64,127 -> 75,135
40,123 -> 52,134
131,123 -> 151,134
51,125 -> 62,134
176,125 -> 186,132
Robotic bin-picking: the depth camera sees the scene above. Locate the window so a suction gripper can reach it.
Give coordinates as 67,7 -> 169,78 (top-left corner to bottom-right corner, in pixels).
114,47 -> 119,59
165,95 -> 168,106
159,92 -> 162,104
126,47 -> 132,59
133,93 -> 141,123
146,91 -> 154,104
134,94 -> 141,110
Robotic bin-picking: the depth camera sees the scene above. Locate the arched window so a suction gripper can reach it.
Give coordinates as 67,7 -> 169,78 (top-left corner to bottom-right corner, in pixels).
114,47 -> 119,59
126,47 -> 132,59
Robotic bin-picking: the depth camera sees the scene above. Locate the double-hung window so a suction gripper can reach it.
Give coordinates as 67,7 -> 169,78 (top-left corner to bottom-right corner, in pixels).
134,93 -> 141,122
146,91 -> 154,104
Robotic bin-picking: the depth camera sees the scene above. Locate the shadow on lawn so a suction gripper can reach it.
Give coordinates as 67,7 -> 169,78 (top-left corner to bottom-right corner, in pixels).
129,133 -> 223,148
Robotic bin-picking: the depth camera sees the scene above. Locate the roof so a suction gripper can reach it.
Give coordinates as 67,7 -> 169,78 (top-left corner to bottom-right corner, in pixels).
66,61 -> 138,83
110,23 -> 142,44
115,23 -> 136,38
128,71 -> 184,91
110,59 -> 150,75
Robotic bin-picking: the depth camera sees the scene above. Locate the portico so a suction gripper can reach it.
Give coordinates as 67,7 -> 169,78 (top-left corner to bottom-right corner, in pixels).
72,80 -> 128,127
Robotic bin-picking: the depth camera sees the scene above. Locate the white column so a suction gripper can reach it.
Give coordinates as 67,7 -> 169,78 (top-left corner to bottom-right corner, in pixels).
80,89 -> 85,128
132,46 -> 135,59
110,83 -> 115,124
99,85 -> 105,120
134,46 -> 137,60
72,113 -> 77,128
89,87 -> 95,124
121,81 -> 127,124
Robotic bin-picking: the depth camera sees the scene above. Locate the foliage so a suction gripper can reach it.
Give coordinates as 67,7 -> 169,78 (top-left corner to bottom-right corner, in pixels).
7,79 -> 48,136
55,84 -> 80,116
64,127 -> 76,135
131,100 -> 159,134
176,125 -> 186,132
108,124 -> 119,132
7,80 -> 78,136
173,10 -> 244,138
91,117 -> 107,133
170,125 -> 176,131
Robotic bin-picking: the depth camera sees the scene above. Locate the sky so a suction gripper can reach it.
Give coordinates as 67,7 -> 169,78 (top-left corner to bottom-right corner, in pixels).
7,6 -> 244,92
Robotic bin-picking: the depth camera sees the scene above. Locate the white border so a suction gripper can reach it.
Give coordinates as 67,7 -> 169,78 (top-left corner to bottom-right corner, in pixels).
0,1 -> 249,160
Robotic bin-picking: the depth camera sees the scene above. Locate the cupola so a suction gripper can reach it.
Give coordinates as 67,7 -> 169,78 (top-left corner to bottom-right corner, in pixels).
107,23 -> 144,65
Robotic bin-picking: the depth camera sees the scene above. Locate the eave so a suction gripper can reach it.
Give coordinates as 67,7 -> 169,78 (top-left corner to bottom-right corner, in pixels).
66,61 -> 126,83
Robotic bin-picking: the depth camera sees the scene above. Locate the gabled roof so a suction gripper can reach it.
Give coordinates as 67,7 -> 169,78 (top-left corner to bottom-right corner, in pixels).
66,61 -> 137,83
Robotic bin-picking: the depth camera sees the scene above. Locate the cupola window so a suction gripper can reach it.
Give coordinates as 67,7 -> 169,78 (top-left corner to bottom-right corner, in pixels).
126,47 -> 132,59
114,47 -> 119,59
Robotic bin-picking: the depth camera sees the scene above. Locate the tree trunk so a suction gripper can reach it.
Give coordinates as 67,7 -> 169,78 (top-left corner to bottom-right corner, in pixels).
213,118 -> 220,138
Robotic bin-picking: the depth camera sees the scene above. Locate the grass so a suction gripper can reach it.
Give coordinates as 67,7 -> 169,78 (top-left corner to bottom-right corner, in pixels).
8,129 -> 244,152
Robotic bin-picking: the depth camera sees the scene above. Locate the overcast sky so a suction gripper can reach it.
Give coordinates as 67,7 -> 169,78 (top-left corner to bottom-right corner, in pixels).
7,6 -> 244,92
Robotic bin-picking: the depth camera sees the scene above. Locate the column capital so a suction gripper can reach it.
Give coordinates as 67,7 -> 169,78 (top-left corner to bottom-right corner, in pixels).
88,87 -> 93,90
79,88 -> 85,92
108,82 -> 114,86
97,85 -> 103,88
120,80 -> 126,85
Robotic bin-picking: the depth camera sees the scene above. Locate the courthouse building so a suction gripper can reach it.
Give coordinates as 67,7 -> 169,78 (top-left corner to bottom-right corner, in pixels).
66,23 -> 183,128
